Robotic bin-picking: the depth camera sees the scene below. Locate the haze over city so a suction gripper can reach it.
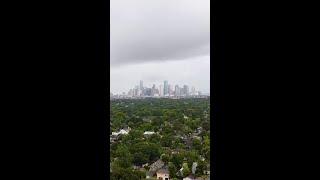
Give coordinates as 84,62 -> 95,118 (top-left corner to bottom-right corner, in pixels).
110,0 -> 210,94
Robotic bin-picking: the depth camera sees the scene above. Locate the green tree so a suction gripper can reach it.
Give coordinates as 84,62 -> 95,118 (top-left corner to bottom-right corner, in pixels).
115,145 -> 132,168
161,134 -> 173,147
202,121 -> 210,131
111,167 -> 140,180
148,134 -> 161,144
168,162 -> 177,178
202,136 -> 210,160
130,142 -> 161,162
161,154 -> 170,164
171,153 -> 184,168
195,160 -> 206,176
182,163 -> 191,177
185,150 -> 199,167
133,152 -> 148,166
192,138 -> 202,153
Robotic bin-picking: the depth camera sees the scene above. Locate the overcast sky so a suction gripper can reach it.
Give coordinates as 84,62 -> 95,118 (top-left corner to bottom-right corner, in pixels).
111,0 -> 210,94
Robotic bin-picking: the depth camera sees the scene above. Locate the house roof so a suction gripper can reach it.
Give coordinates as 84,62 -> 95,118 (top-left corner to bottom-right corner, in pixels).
157,168 -> 169,174
147,159 -> 165,177
149,159 -> 164,171
144,131 -> 155,135
183,174 -> 196,180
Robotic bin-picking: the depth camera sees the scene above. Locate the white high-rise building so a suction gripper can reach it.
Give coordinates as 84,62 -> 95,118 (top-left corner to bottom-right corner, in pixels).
159,85 -> 163,96
175,85 -> 180,96
191,86 -> 196,95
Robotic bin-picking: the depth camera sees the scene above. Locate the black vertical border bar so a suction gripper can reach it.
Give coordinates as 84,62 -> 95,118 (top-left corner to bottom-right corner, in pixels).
94,0 -> 109,179
212,3 -> 225,180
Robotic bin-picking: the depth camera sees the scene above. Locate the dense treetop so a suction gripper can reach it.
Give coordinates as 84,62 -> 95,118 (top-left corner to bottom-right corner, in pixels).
110,98 -> 210,179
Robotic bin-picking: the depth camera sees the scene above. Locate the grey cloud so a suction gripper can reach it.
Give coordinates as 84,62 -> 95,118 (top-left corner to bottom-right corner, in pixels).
110,0 -> 210,66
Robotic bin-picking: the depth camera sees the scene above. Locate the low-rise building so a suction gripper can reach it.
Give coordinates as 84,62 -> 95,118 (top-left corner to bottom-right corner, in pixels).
144,131 -> 155,136
183,174 -> 196,180
156,168 -> 170,180
146,159 -> 165,179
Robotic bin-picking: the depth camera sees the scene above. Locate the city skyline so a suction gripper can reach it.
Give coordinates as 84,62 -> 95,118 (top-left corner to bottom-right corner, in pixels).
110,79 -> 208,95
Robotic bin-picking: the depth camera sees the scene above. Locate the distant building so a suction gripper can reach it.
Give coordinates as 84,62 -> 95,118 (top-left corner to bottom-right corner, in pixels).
164,81 -> 169,95
152,84 -> 156,96
191,86 -> 196,95
134,86 -> 139,96
168,84 -> 174,96
183,85 -> 189,96
138,89 -> 142,96
128,89 -> 134,96
175,85 -> 180,96
159,85 -> 163,96
140,80 -> 144,91
179,88 -> 184,96
144,88 -> 152,96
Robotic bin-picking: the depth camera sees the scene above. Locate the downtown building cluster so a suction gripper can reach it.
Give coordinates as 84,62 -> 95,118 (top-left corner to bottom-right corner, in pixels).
112,80 -> 203,99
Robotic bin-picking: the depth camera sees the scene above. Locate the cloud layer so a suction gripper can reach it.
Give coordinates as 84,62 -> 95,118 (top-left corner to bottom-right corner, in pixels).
110,0 -> 210,66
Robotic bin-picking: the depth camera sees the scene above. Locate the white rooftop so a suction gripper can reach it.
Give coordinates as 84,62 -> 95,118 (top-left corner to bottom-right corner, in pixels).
144,131 -> 155,135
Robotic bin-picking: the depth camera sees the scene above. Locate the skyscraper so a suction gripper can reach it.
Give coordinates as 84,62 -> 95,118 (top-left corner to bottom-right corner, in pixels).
164,80 -> 168,95
140,80 -> 143,91
145,88 -> 152,96
159,85 -> 163,96
134,85 -> 139,96
183,85 -> 189,96
128,89 -> 134,96
151,84 -> 156,96
175,85 -> 180,96
191,86 -> 196,95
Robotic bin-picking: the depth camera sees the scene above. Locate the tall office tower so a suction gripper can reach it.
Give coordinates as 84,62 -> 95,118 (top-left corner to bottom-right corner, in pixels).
183,85 -> 189,96
159,85 -> 163,96
151,84 -> 156,96
128,89 -> 133,96
140,80 -> 143,91
175,85 -> 180,96
164,80 -> 168,95
180,88 -> 184,96
170,85 -> 174,96
154,88 -> 159,95
145,88 -> 152,96
191,86 -> 196,95
134,85 -> 139,96
142,88 -> 147,96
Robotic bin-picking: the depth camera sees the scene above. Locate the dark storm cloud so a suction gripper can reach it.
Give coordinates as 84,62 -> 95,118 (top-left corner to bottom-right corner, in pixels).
110,0 -> 210,66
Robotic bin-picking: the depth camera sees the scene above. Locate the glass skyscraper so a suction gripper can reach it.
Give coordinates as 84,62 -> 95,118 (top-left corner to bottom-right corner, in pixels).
164,80 -> 168,95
